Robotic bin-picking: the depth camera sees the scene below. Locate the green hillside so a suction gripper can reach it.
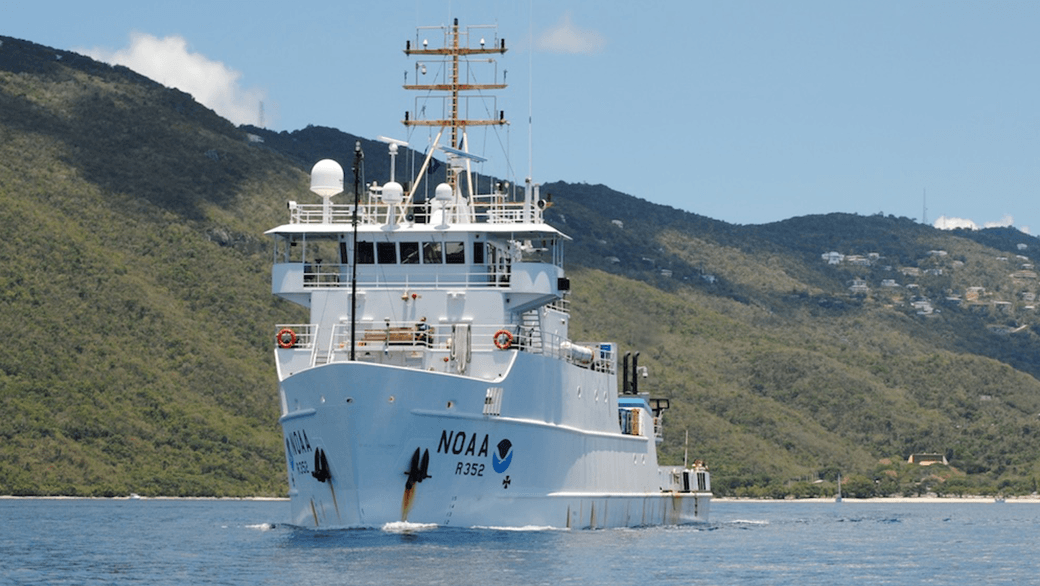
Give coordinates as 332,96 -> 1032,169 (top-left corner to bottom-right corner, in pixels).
0,36 -> 306,496
2,36 -> 1039,498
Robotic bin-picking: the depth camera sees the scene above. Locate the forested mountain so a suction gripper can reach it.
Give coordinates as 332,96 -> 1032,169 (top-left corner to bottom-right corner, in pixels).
2,36 -> 1038,498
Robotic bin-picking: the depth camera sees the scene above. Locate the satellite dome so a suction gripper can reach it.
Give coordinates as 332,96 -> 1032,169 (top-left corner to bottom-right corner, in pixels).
310,159 -> 344,197
434,183 -> 453,202
382,181 -> 404,204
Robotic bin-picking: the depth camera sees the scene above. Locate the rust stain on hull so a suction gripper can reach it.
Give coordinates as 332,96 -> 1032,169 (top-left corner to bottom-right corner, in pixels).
329,483 -> 340,519
401,485 -> 416,521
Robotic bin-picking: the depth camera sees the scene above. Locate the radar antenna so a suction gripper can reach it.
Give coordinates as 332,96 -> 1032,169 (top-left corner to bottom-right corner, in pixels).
403,19 -> 507,198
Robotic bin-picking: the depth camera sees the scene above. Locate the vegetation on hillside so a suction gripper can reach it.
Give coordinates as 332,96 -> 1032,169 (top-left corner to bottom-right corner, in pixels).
0,36 -> 306,496
2,36 -> 1039,498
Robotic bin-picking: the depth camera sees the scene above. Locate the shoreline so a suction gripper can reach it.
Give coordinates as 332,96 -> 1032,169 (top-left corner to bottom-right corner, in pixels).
0,495 -> 289,501
3,495 -> 1038,503
715,496 -> 1040,504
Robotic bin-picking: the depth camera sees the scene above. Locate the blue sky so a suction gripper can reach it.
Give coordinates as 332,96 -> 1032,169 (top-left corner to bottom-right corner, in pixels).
7,1 -> 1039,233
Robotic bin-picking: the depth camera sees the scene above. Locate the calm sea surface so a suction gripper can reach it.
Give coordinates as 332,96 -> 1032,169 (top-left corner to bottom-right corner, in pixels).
2,498 -> 1038,585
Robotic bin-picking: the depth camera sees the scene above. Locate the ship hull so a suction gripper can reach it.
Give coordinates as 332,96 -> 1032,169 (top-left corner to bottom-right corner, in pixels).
279,356 -> 710,529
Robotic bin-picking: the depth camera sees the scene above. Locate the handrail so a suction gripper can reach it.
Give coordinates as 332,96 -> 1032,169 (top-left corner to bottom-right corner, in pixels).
274,321 -> 613,374
299,263 -> 514,289
287,198 -> 543,225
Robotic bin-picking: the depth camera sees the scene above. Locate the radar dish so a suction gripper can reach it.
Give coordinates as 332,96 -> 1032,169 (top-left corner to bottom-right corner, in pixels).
434,183 -> 453,202
310,159 -> 344,197
382,181 -> 404,204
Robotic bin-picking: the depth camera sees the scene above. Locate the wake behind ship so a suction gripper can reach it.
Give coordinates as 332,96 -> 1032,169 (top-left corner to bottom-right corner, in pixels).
268,20 -> 711,529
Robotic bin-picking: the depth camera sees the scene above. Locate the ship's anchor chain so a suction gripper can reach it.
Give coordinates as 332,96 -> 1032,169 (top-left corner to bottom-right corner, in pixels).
311,447 -> 331,482
404,447 -> 432,490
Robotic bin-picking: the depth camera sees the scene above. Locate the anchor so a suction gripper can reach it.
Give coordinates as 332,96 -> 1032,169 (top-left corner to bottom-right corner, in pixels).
311,448 -> 331,482
404,447 -> 432,490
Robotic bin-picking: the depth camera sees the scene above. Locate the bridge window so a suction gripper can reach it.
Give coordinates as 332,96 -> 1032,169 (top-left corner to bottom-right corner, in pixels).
423,242 -> 442,264
473,241 -> 485,264
377,242 -> 397,264
445,241 -> 465,264
400,242 -> 420,264
356,242 -> 375,264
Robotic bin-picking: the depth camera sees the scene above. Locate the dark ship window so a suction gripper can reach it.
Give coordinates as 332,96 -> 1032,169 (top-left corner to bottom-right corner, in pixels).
423,242 -> 443,264
377,242 -> 397,264
400,242 -> 420,264
356,242 -> 375,264
445,241 -> 465,264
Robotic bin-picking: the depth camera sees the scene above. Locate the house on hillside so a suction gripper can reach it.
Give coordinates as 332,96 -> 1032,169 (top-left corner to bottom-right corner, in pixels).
822,251 -> 844,265
901,267 -> 920,277
911,299 -> 935,315
908,454 -> 948,466
848,278 -> 869,294
1011,270 -> 1038,281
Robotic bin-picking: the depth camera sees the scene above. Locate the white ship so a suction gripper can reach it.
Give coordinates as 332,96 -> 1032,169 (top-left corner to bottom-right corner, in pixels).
268,20 -> 711,529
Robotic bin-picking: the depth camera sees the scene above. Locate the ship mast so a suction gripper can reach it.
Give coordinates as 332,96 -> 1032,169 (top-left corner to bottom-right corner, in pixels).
403,19 -> 507,194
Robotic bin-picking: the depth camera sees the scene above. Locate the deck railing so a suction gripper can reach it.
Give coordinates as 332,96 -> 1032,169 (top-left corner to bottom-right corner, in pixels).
274,321 -> 614,374
299,264 -> 512,289
288,198 -> 543,226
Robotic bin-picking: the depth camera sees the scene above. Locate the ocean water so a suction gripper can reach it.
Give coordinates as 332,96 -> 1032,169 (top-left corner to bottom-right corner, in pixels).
2,498 -> 1039,585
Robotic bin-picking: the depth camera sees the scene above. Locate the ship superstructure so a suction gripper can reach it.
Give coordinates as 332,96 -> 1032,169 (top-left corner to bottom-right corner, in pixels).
268,20 -> 710,529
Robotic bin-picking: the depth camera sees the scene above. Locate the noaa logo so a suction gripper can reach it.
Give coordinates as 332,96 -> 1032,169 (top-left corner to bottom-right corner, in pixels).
492,439 -> 513,473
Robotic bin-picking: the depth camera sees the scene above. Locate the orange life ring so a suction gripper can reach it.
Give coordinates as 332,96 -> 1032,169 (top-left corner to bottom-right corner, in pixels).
493,329 -> 513,350
277,328 -> 297,349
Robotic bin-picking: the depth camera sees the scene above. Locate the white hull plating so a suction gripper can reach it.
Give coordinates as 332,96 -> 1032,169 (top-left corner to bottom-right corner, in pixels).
279,356 -> 710,529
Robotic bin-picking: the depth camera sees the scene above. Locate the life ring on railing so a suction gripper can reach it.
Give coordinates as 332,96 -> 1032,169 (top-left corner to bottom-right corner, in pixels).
276,328 -> 297,349
493,329 -> 513,350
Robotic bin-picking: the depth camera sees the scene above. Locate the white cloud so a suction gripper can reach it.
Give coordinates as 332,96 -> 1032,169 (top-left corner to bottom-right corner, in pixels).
82,33 -> 266,127
934,216 -> 978,230
934,214 -> 1029,234
983,214 -> 1016,229
537,12 -> 606,54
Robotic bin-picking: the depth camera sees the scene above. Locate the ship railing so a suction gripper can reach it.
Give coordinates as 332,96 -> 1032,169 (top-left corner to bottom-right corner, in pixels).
288,200 -> 543,226
546,297 -> 570,314
330,322 -> 531,355
290,203 -> 372,224
300,264 -> 519,290
338,320 -> 443,352
277,320 -> 612,374
469,197 -> 543,224
273,324 -> 320,371
273,324 -> 317,349
539,331 -> 616,374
